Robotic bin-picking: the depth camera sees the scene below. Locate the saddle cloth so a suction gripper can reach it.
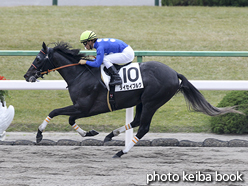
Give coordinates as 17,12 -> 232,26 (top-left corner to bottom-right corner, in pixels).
100,62 -> 144,91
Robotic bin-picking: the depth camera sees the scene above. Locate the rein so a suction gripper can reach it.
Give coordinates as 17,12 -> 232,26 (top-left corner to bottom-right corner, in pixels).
40,54 -> 96,75
40,63 -> 79,75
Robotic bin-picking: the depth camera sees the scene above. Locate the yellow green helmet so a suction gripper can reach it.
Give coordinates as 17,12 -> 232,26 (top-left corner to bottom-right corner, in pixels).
80,30 -> 97,43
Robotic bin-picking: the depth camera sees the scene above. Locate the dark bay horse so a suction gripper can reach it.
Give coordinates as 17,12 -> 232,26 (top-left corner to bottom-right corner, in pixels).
24,42 -> 242,158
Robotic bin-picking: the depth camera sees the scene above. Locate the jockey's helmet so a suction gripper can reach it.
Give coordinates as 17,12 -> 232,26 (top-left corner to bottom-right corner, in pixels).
80,31 -> 97,44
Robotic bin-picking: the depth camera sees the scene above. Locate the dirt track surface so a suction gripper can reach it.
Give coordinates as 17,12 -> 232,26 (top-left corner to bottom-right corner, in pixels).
4,132 -> 248,141
1,145 -> 247,186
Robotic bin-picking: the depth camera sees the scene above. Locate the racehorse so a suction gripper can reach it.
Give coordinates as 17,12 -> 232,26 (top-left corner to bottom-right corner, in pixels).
24,42 -> 242,158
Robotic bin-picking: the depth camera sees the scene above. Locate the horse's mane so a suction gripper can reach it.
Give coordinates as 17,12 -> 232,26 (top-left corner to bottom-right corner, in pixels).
52,41 -> 86,63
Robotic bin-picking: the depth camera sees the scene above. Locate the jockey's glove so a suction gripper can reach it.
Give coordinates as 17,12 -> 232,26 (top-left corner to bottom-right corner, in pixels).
79,60 -> 87,65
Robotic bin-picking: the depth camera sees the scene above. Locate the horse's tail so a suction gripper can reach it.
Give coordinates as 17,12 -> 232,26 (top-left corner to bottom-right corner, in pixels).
177,73 -> 244,116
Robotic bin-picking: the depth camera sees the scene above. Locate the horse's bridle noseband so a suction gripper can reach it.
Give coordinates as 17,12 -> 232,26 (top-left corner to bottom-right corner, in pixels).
31,48 -> 55,78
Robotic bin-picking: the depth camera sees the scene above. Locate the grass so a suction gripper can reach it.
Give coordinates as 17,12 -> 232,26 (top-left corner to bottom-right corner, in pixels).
0,6 -> 248,133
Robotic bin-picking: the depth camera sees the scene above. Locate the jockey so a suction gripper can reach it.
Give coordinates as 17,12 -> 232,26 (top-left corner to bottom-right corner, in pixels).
79,30 -> 135,86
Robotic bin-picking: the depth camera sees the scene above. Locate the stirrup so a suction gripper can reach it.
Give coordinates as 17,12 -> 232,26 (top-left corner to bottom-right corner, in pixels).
109,76 -> 122,86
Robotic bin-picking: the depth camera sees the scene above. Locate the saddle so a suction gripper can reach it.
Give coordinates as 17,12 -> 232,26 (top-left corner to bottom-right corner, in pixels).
100,62 -> 144,112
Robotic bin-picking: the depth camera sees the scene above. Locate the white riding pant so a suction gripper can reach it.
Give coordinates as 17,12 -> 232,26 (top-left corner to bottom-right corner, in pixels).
103,45 -> 135,69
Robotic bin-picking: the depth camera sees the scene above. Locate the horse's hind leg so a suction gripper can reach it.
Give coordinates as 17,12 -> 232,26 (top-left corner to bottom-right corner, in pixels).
104,103 -> 142,142
112,87 -> 178,158
113,105 -> 157,158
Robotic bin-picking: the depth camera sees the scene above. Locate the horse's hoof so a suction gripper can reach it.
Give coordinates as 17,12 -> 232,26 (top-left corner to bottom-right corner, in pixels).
104,136 -> 112,143
112,154 -> 121,158
112,150 -> 124,158
104,131 -> 114,142
36,129 -> 43,143
85,130 -> 99,137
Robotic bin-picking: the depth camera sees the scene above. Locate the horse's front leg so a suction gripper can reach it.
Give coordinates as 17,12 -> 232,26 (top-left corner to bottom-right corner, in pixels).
69,115 -> 99,137
36,105 -> 98,143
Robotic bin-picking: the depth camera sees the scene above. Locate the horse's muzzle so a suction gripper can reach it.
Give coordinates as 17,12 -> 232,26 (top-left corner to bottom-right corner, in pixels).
24,74 -> 35,82
24,70 -> 41,82
29,76 -> 37,82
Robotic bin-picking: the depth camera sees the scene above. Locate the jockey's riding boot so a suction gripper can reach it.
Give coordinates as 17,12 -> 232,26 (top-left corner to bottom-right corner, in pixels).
108,66 -> 122,86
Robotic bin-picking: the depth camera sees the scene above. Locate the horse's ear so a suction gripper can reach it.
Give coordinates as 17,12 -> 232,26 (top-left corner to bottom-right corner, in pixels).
42,42 -> 47,51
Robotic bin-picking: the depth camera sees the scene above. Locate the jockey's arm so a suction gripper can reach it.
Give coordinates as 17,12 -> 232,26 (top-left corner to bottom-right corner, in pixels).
79,47 -> 104,68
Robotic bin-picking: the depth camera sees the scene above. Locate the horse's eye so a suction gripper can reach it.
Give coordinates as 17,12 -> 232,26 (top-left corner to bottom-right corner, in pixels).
36,56 -> 41,62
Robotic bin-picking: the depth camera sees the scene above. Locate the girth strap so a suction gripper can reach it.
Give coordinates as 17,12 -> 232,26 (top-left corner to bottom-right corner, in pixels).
108,85 -> 116,111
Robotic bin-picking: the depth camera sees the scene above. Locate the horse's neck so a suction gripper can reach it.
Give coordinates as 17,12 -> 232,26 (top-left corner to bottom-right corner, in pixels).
52,52 -> 84,85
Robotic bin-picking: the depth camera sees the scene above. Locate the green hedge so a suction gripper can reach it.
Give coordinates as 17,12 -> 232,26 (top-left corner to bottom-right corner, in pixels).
210,91 -> 248,134
161,0 -> 248,6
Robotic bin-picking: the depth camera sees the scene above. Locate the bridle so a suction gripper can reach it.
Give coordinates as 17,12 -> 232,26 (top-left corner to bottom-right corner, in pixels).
33,49 -> 96,76
32,48 -> 82,76
30,47 -> 104,87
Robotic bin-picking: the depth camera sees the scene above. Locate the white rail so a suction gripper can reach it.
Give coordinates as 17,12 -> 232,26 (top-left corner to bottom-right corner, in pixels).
1,80 -> 248,90
0,80 -> 67,90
